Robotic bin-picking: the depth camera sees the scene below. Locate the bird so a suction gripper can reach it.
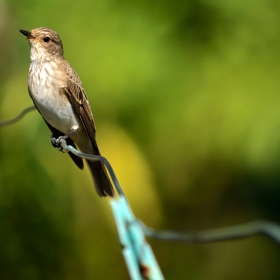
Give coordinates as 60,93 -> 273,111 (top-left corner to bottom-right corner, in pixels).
20,27 -> 114,197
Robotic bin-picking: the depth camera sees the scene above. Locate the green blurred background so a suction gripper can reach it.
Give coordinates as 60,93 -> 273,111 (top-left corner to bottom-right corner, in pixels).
1,0 -> 280,279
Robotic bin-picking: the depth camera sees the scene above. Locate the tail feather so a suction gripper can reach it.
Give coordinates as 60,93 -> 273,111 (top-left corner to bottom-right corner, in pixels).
86,160 -> 114,197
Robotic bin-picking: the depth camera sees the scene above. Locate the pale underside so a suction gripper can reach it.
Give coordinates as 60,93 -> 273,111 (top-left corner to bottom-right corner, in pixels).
28,61 -> 93,154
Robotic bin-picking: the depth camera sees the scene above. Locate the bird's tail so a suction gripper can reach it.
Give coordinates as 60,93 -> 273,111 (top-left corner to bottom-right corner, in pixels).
86,160 -> 114,197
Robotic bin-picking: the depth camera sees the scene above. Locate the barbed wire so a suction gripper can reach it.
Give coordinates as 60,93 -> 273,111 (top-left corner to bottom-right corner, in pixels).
2,107 -> 280,280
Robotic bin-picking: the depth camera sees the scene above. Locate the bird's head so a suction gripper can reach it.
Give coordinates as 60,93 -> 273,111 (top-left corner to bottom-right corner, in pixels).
20,27 -> 64,61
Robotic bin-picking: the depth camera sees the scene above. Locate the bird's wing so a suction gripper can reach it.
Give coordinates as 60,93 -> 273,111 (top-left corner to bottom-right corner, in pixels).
61,61 -> 114,197
62,61 -> 100,154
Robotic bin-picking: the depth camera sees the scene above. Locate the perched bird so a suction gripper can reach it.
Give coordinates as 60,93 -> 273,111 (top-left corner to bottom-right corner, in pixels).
20,27 -> 114,197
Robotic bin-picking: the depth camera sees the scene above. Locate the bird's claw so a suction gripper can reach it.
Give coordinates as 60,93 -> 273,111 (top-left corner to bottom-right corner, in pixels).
51,135 -> 68,152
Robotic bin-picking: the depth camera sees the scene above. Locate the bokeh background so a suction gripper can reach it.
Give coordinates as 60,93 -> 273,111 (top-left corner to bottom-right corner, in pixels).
1,0 -> 280,279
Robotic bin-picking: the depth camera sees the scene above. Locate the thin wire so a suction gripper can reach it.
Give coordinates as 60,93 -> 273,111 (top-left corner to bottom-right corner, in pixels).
56,138 -> 280,246
59,139 -> 125,197
0,106 -> 36,126
140,220 -> 280,244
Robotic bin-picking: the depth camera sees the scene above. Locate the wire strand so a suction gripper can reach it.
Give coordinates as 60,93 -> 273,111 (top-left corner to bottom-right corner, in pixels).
0,106 -> 36,126
140,220 -> 280,244
59,139 -> 125,197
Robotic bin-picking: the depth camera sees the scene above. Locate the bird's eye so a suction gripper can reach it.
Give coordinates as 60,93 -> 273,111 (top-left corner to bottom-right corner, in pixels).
43,37 -> 50,42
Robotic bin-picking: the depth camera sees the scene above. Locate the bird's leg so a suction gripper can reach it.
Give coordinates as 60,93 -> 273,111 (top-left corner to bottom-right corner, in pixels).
51,126 -> 78,152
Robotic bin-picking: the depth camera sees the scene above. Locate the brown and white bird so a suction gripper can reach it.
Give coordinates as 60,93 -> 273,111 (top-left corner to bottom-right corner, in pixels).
20,27 -> 114,197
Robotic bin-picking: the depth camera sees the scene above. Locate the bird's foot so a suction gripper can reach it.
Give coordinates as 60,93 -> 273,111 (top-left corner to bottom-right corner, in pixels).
51,127 -> 78,152
51,135 -> 68,152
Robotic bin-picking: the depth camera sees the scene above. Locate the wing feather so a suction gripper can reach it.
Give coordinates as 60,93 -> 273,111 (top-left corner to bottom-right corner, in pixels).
62,62 -> 99,153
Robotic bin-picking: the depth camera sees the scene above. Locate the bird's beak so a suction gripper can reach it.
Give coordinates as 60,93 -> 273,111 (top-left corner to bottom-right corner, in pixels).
19,29 -> 34,39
